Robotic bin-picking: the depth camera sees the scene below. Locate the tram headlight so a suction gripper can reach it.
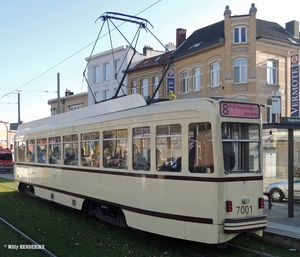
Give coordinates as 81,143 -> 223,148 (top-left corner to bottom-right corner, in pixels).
226,200 -> 232,212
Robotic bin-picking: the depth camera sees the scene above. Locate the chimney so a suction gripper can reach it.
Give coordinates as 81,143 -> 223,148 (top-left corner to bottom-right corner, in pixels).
165,42 -> 176,52
143,45 -> 153,56
286,20 -> 300,38
65,89 -> 74,97
176,28 -> 186,48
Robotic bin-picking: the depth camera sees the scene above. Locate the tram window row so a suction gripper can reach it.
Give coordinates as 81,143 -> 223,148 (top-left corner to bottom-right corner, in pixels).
15,122 -> 214,173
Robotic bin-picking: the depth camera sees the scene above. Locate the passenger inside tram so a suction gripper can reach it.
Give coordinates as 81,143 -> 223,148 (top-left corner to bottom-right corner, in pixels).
222,131 -> 236,174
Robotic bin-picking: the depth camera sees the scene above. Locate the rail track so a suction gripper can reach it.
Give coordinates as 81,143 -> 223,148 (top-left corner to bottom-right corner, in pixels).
0,180 -> 56,256
0,216 -> 57,257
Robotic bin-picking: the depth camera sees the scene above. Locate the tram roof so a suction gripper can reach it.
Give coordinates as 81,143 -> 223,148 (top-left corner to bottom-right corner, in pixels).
16,95 -> 258,136
17,94 -> 147,132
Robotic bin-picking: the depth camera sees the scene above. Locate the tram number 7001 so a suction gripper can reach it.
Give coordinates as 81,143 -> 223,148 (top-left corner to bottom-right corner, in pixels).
236,205 -> 252,214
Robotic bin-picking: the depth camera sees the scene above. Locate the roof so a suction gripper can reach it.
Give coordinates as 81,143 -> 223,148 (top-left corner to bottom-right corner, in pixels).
173,20 -> 225,59
256,19 -> 300,45
127,51 -> 173,72
129,17 -> 300,70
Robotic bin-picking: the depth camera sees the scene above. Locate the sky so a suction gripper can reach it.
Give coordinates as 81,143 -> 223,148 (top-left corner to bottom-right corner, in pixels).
1,0 -> 299,124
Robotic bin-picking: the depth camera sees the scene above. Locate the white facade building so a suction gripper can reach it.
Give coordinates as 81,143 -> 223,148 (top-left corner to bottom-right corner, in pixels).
85,45 -> 163,105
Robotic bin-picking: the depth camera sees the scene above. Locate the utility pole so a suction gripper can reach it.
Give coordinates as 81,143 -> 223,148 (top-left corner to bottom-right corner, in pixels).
57,73 -> 60,114
18,92 -> 21,124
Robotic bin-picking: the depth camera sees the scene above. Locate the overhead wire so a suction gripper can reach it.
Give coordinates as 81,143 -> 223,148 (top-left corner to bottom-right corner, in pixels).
0,0 -> 162,101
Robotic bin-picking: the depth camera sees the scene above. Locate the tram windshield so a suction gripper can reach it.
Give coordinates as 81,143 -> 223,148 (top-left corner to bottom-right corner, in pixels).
222,122 -> 260,174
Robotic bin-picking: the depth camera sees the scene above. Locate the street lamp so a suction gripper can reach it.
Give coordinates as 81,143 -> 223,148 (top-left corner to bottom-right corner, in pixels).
0,120 -> 9,149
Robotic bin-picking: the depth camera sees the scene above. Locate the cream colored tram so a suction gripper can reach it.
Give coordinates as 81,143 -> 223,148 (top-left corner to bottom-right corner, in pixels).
14,94 -> 266,245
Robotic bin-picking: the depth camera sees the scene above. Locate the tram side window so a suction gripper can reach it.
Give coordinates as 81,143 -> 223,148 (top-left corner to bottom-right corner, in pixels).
17,140 -> 26,162
37,138 -> 47,164
26,139 -> 35,163
156,124 -> 181,172
103,129 -> 127,169
81,132 -> 100,167
222,123 -> 260,174
49,137 -> 61,164
63,135 -> 78,165
132,127 -> 150,171
188,122 -> 214,173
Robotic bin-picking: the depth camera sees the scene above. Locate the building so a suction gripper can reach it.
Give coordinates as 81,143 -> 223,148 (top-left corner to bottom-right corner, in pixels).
126,3 -> 300,180
48,89 -> 88,115
85,45 -> 164,104
127,31 -> 184,101
128,4 -> 300,125
0,121 -> 15,150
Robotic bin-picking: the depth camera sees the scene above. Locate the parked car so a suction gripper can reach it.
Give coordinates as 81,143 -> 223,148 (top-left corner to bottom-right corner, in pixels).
266,179 -> 300,202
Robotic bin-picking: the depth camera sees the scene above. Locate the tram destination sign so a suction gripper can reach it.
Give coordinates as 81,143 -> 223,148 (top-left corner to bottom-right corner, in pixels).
220,102 -> 260,119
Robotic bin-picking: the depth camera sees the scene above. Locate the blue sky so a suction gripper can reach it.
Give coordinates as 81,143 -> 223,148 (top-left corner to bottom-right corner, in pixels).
0,0 -> 299,123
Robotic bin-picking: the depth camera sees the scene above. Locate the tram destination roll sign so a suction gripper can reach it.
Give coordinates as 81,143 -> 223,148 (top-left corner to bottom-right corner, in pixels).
220,102 -> 260,119
290,54 -> 299,117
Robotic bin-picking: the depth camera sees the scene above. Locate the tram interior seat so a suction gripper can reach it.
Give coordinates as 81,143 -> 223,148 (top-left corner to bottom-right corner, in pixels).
134,162 -> 150,171
159,157 -> 181,172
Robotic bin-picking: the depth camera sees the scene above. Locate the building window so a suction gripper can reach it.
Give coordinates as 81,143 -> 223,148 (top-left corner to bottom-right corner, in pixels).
141,79 -> 148,97
267,60 -> 278,85
94,91 -> 100,101
103,63 -> 109,81
113,87 -> 122,97
51,107 -> 58,116
131,81 -> 137,94
153,76 -> 159,99
234,58 -> 247,83
69,104 -> 83,111
182,71 -> 189,93
103,90 -> 109,100
193,68 -> 200,91
211,62 -> 220,88
114,59 -> 121,79
234,26 -> 246,43
93,65 -> 100,84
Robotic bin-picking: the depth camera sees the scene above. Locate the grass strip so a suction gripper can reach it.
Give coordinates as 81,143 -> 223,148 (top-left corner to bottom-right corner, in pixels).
0,177 -> 296,257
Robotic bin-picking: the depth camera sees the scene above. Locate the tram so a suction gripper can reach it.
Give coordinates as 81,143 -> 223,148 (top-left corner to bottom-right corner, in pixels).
14,94 -> 267,245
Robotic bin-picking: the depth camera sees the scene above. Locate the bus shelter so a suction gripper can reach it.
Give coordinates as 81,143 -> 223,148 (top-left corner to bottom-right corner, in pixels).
263,117 -> 300,218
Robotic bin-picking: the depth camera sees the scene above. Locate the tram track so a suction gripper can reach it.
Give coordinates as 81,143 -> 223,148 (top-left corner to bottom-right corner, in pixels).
228,243 -> 279,257
0,216 -> 57,257
0,180 -> 57,256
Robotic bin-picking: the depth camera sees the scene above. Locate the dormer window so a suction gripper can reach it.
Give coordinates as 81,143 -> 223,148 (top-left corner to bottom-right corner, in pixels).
189,42 -> 203,50
234,26 -> 246,44
287,37 -> 300,45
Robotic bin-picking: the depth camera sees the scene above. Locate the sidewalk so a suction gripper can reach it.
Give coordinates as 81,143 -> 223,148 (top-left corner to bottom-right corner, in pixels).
263,200 -> 300,251
0,171 -> 14,180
